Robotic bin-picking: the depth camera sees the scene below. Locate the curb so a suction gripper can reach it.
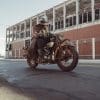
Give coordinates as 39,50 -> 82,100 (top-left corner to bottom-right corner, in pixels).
0,58 -> 26,62
0,59 -> 100,64
78,60 -> 100,64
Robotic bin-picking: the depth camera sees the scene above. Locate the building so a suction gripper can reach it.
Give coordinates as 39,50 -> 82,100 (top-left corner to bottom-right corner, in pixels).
6,0 -> 100,59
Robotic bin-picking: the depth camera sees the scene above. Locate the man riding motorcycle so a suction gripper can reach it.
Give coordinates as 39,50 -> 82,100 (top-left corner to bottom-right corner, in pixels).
29,18 -> 49,60
24,18 -> 78,72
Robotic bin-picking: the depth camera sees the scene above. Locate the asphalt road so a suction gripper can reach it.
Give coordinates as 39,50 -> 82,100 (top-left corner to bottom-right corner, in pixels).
0,60 -> 100,100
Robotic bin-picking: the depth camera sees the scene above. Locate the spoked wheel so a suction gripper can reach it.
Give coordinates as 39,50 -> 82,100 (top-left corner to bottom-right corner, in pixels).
27,58 -> 38,70
57,46 -> 78,72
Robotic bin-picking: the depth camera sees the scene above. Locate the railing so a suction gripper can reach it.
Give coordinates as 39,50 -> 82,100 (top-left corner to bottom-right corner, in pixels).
74,37 -> 100,59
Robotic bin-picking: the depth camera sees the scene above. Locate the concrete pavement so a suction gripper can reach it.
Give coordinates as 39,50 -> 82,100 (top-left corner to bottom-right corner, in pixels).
0,60 -> 100,100
0,58 -> 100,64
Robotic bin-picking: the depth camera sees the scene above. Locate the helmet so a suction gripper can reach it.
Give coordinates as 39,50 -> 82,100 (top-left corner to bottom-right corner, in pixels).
39,18 -> 46,24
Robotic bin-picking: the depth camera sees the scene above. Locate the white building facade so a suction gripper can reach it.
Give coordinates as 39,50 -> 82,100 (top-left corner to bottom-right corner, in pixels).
6,0 -> 100,59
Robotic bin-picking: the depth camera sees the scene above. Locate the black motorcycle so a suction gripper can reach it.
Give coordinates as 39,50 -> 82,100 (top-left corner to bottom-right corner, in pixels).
23,33 -> 78,72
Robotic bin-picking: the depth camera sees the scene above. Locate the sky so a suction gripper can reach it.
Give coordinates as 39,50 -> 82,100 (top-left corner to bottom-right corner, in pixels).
0,0 -> 66,56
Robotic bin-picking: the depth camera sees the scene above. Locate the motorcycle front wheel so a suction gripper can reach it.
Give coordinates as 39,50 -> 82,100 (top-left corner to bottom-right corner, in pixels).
57,46 -> 78,72
27,58 -> 38,70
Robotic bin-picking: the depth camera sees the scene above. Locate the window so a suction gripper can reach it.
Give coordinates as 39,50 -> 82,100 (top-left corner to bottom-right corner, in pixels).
26,20 -> 30,29
65,2 -> 76,27
61,20 -> 64,28
66,19 -> 69,27
55,22 -> 58,30
73,16 -> 76,25
79,0 -> 92,24
13,33 -> 16,41
25,40 -> 30,48
94,0 -> 100,20
88,12 -> 92,22
55,7 -> 64,30
16,33 -> 19,39
48,24 -> 53,31
69,17 -> 73,26
65,16 -> 76,27
79,14 -> 83,24
32,18 -> 37,26
58,21 -> 60,29
20,33 -> 24,38
26,31 -> 30,37
26,23 -> 30,29
46,8 -> 53,31
6,44 -> 9,51
83,13 -> 87,23
9,44 -> 12,51
95,9 -> 100,20
66,2 -> 76,16
9,30 -> 13,42
17,25 -> 20,32
21,24 -> 24,31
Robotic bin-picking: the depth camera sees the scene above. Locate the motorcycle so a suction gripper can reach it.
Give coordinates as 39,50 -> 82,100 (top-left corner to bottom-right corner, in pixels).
23,33 -> 78,72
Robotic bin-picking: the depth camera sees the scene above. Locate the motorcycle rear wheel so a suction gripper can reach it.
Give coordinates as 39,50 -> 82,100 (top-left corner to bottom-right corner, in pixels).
57,46 -> 78,72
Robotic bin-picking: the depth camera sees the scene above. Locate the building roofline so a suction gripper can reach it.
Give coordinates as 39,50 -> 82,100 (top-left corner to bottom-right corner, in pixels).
7,0 -> 70,29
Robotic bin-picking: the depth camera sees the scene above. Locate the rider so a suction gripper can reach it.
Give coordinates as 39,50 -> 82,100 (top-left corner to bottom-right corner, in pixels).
31,17 -> 49,58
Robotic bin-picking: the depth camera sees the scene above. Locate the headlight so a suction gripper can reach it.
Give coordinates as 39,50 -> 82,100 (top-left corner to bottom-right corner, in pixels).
47,42 -> 54,47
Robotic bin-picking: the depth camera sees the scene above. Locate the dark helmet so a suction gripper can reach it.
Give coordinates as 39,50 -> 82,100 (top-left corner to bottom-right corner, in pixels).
39,18 -> 47,24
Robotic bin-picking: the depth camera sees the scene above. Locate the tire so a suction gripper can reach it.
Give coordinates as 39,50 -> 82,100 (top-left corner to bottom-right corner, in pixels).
27,58 -> 38,70
57,46 -> 78,72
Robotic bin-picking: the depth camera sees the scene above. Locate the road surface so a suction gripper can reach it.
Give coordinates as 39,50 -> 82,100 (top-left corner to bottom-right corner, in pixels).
0,60 -> 100,100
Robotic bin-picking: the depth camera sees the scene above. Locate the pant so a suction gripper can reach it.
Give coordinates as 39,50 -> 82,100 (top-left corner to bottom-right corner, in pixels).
28,37 -> 37,57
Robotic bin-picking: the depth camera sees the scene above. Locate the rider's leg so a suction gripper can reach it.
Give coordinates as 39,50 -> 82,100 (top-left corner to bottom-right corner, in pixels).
37,37 -> 45,58
28,37 -> 37,58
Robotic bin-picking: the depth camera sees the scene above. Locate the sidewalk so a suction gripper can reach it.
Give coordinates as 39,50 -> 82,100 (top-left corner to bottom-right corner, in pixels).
0,77 -> 32,100
0,58 -> 100,64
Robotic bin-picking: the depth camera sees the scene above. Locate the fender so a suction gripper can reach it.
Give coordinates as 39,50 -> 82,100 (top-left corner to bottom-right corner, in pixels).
54,39 -> 75,58
61,39 -> 75,47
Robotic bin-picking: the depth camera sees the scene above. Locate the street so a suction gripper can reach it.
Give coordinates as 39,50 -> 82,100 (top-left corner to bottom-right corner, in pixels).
0,60 -> 100,100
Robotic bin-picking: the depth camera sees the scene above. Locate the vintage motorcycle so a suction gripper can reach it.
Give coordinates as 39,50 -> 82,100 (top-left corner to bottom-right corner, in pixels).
23,33 -> 78,72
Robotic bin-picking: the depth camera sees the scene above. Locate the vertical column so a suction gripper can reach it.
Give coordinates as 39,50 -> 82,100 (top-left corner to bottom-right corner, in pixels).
19,24 -> 21,39
8,29 -> 10,58
14,26 -> 16,41
44,11 -> 48,20
30,18 -> 32,45
53,7 -> 55,31
12,27 -> 14,41
24,21 -> 26,38
76,0 -> 79,26
8,29 -> 11,42
63,2 -> 66,29
92,38 -> 95,60
19,48 -> 20,58
15,49 -> 16,58
37,16 -> 39,24
91,0 -> 95,22
16,26 -> 17,40
11,27 -> 13,42
6,29 -> 7,47
30,18 -> 32,38
76,40 -> 79,53
5,29 -> 7,58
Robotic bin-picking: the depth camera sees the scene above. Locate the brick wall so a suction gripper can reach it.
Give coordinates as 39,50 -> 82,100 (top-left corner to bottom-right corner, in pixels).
62,24 -> 100,40
61,24 -> 100,59
12,41 -> 25,58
